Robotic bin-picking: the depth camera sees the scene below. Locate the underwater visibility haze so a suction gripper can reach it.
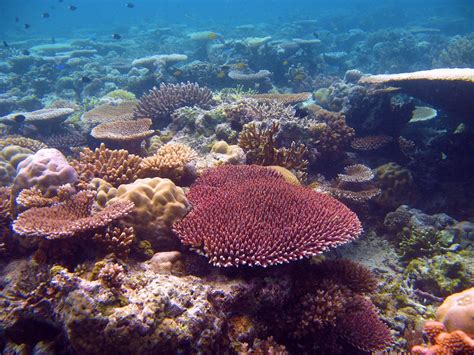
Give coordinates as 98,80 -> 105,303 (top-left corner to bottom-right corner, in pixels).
0,0 -> 473,354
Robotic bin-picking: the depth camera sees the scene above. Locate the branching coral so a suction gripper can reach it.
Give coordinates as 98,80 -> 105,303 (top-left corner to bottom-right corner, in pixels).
16,184 -> 75,211
13,190 -> 134,239
412,321 -> 474,354
249,92 -> 312,105
134,82 -> 214,127
283,260 -> 392,353
140,143 -> 197,182
93,225 -> 136,260
173,165 -> 362,267
238,121 -> 308,173
70,143 -> 142,188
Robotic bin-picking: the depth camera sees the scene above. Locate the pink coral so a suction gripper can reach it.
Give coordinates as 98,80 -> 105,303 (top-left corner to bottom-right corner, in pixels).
173,165 -> 362,267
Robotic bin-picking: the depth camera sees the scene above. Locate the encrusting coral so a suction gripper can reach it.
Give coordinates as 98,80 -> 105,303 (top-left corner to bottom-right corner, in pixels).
70,143 -> 142,188
238,121 -> 308,174
134,82 -> 214,127
139,143 -> 197,182
173,165 -> 362,267
12,190 -> 134,239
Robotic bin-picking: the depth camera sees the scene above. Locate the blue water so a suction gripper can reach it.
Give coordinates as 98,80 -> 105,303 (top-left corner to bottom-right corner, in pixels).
1,0 -> 473,40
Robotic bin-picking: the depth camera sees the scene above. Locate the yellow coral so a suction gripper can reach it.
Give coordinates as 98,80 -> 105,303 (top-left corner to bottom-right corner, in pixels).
108,178 -> 190,232
140,143 -> 197,182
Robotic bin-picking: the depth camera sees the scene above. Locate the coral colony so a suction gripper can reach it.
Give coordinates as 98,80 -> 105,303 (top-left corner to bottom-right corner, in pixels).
0,1 -> 473,354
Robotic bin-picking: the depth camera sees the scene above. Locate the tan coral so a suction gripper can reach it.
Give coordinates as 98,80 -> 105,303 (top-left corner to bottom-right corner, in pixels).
351,135 -> 393,151
0,136 -> 47,152
81,101 -> 137,126
93,225 -> 135,259
70,143 -> 142,188
12,190 -> 134,239
249,92 -> 312,105
108,177 -> 190,233
436,287 -> 474,336
16,184 -> 75,211
90,118 -> 154,154
210,141 -> 246,165
140,143 -> 197,183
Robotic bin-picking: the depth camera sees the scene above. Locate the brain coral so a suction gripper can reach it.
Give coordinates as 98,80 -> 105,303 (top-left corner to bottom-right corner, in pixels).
13,148 -> 77,197
173,165 -> 362,267
108,177 -> 190,233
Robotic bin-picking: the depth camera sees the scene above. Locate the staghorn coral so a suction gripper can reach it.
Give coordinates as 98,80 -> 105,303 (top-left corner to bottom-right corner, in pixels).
134,82 -> 214,128
239,121 -> 308,173
140,143 -> 197,182
436,287 -> 474,336
249,92 -> 312,105
90,118 -> 154,154
98,262 -> 125,289
173,165 -> 362,267
412,321 -> 474,354
351,135 -> 393,151
93,225 -> 135,260
13,148 -> 78,197
12,190 -> 134,239
70,143 -> 142,188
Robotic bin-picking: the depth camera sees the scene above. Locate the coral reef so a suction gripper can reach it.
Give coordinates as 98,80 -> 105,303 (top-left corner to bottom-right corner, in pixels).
13,148 -> 77,197
134,82 -> 214,128
174,165 -> 362,267
140,143 -> 197,183
436,287 -> 474,336
13,190 -> 134,239
70,143 -> 142,188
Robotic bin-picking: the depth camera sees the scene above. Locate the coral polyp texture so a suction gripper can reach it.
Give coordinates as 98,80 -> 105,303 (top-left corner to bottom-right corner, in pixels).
412,321 -> 474,354
70,143 -> 142,188
133,82 -> 214,126
173,165 -> 362,267
436,287 -> 474,336
12,190 -> 134,239
350,135 -> 393,151
140,143 -> 197,182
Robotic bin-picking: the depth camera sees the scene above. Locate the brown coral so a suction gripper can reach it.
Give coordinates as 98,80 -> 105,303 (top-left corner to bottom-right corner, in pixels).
134,82 -> 214,127
225,98 -> 296,127
0,187 -> 12,228
238,121 -> 308,173
351,135 -> 393,151
0,136 -> 48,152
305,104 -> 355,159
12,190 -> 134,239
70,143 -> 142,188
93,225 -> 135,259
140,143 -> 197,182
338,164 -> 374,183
81,101 -> 137,126
249,92 -> 312,105
16,184 -> 75,211
90,118 -> 154,154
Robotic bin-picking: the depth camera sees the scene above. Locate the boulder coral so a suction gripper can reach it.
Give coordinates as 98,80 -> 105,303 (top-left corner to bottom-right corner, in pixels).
13,148 -> 77,197
436,287 -> 474,336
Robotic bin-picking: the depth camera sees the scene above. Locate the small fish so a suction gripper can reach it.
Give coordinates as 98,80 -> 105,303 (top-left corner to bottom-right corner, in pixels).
81,76 -> 92,83
51,37 -> 56,44
313,31 -> 319,39
21,49 -> 30,55
441,152 -> 447,160
55,64 -> 65,70
126,3 -> 135,8
15,16 -> 19,23
42,13 -> 50,18
172,70 -> 182,77
112,33 -> 121,40
3,40 -> 8,47
13,114 -> 26,123
24,23 -> 30,29
68,5 -> 77,11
